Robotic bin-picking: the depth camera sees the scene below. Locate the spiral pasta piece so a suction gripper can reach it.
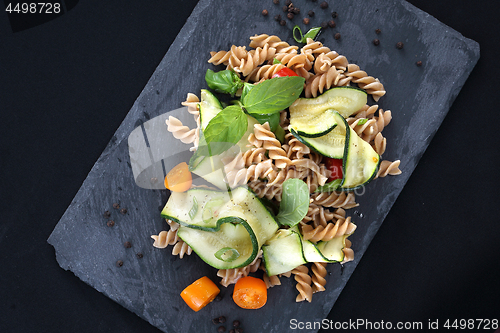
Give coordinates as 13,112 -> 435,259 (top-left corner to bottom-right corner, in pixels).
249,34 -> 298,53
311,262 -> 328,293
301,216 -> 357,242
263,273 -> 282,289
304,66 -> 350,98
311,191 -> 358,209
252,123 -> 291,169
341,238 -> 354,264
165,116 -> 198,145
151,230 -> 178,248
372,132 -> 387,155
172,240 -> 192,259
346,64 -> 386,101
291,265 -> 313,302
376,160 -> 402,178
208,50 -> 231,66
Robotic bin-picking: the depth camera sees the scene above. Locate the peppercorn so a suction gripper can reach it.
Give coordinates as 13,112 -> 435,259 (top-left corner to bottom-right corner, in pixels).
262,9 -> 268,16
416,60 -> 422,66
229,330 -> 235,333
136,252 -> 143,259
285,0 -> 292,5
112,203 -> 120,209
212,317 -> 220,324
107,220 -> 115,227
120,208 -> 127,215
235,328 -> 243,333
273,0 -> 279,4
218,326 -> 226,333
218,316 -> 226,324
373,39 -> 380,46
308,10 -> 314,17
116,260 -> 123,267
287,4 -> 294,13
124,241 -> 132,248
287,12 -> 294,19
103,210 -> 111,218
375,28 -> 381,34
320,21 -> 328,29
396,41 -> 404,49
233,320 -> 241,327
320,1 -> 328,9
334,32 -> 341,40
282,5 -> 288,12
328,20 -> 336,28
331,11 -> 338,18
274,14 -> 281,21
303,17 -> 310,25
292,7 -> 300,14
280,19 -> 286,26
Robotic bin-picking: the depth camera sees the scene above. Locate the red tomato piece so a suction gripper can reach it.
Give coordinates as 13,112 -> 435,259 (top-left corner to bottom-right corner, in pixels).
272,67 -> 298,78
325,157 -> 343,182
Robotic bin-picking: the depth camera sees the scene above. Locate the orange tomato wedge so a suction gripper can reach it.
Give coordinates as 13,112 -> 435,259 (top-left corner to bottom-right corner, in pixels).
180,276 -> 220,312
165,162 -> 192,192
232,276 -> 267,309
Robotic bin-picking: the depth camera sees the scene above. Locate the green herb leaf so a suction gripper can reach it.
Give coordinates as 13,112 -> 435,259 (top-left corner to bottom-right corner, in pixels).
197,105 -> 248,157
314,178 -> 342,193
205,69 -> 244,96
249,112 -> 281,133
214,247 -> 240,262
276,178 -> 309,227
273,58 -> 282,65
356,118 -> 368,125
293,25 -> 321,43
242,76 -> 304,115
188,197 -> 199,220
240,82 -> 255,101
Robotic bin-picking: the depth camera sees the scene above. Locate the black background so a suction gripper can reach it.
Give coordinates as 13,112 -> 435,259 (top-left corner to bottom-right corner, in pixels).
1,1 -> 499,332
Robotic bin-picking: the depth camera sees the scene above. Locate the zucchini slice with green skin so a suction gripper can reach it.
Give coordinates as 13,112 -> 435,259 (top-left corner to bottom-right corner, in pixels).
199,89 -> 223,131
289,109 -> 338,138
161,187 -> 279,269
262,229 -> 307,276
336,113 -> 381,191
289,112 -> 347,158
289,86 -> 367,119
291,226 -> 348,263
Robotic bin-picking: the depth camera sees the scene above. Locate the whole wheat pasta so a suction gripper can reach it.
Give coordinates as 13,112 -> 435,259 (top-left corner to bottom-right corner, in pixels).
346,63 -> 386,101
376,160 -> 402,178
300,216 -> 357,242
171,240 -> 192,259
311,262 -> 328,293
291,265 -> 313,302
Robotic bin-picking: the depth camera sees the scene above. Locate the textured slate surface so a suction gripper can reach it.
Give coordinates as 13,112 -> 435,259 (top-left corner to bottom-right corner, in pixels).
48,0 -> 479,332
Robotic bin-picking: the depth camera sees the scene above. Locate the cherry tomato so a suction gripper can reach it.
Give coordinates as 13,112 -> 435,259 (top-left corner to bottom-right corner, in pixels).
232,276 -> 267,309
164,162 -> 192,192
272,67 -> 298,78
325,157 -> 343,182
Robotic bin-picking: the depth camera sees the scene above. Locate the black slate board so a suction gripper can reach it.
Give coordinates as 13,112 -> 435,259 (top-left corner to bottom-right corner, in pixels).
48,0 -> 479,332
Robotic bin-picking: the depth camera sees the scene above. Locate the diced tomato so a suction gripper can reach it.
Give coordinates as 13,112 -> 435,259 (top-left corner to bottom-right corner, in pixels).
325,157 -> 343,182
272,67 -> 298,78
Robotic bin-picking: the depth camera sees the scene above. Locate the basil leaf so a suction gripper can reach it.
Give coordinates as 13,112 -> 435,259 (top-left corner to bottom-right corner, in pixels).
240,82 -> 255,101
314,179 -> 342,193
273,58 -> 282,65
188,197 -> 198,220
205,69 -> 244,96
249,112 -> 280,132
276,178 -> 309,227
242,76 -> 304,115
199,105 -> 248,157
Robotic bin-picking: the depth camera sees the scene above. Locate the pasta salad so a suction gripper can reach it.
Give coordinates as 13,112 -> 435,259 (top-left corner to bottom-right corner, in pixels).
151,29 -> 401,309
